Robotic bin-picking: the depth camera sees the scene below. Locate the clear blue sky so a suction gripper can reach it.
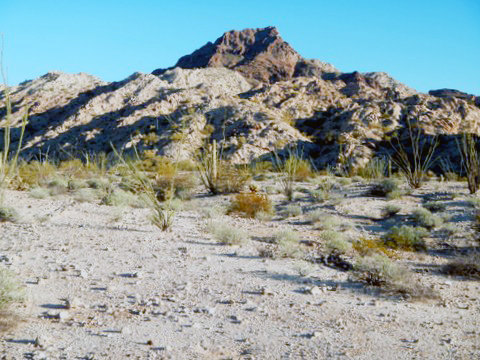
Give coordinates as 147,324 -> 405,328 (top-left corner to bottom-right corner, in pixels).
1,0 -> 479,94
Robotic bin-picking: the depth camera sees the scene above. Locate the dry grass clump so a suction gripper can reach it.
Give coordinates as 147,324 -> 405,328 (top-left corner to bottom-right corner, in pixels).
228,192 -> 272,218
368,179 -> 401,198
423,201 -> 447,213
322,230 -> 351,254
352,255 -> 435,298
353,237 -> 395,257
206,220 -> 249,245
283,204 -> 303,217
357,157 -> 388,180
442,252 -> 480,279
10,160 -> 56,190
316,215 -> 344,231
273,229 -> 302,258
101,189 -> 144,207
29,187 -> 50,199
381,204 -> 401,218
306,208 -> 324,224
411,208 -> 443,229
198,141 -> 250,194
0,206 -> 18,222
0,267 -> 25,332
274,148 -> 313,201
383,225 -> 429,251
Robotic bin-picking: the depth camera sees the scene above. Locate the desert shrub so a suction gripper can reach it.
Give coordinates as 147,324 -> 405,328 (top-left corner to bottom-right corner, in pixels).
369,179 -> 400,197
47,178 -> 69,195
466,197 -> 480,208
423,201 -> 447,213
411,208 -> 443,229
176,159 -> 198,172
29,187 -> 50,199
389,120 -> 438,189
383,225 -> 429,251
198,141 -> 250,194
228,192 -> 272,218
67,178 -> 88,191
255,210 -> 273,222
153,173 -> 197,201
0,268 -> 24,309
357,157 -> 388,180
306,209 -> 324,224
353,255 -> 406,286
201,205 -> 228,219
101,189 -> 142,207
86,177 -> 111,190
14,160 -> 56,189
309,189 -> 329,202
386,189 -> 405,200
316,215 -> 343,231
273,147 -> 312,201
250,161 -> 273,176
337,177 -> 352,186
58,159 -> 90,178
353,255 -> 435,298
0,206 -> 18,222
283,205 -> 303,217
74,188 -> 101,203
273,229 -> 302,258
206,220 -> 249,245
442,252 -> 480,279
381,204 -> 401,218
322,231 -> 351,254
353,237 -> 395,257
273,229 -> 299,245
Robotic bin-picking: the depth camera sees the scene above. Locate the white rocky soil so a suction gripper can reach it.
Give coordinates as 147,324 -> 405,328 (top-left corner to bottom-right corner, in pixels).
0,179 -> 479,359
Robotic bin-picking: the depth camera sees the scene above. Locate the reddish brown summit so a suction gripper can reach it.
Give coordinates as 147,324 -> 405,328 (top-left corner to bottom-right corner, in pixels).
153,26 -> 301,84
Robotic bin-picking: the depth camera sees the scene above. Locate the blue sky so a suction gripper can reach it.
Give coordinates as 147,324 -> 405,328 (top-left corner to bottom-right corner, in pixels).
1,0 -> 479,94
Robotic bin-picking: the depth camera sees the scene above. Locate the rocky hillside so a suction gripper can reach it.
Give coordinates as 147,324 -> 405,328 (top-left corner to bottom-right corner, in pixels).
1,26 -> 480,172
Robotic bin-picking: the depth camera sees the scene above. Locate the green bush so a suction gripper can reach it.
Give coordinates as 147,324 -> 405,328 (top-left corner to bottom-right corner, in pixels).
411,208 -> 443,229
207,220 -> 249,245
369,179 -> 400,197
383,225 -> 429,251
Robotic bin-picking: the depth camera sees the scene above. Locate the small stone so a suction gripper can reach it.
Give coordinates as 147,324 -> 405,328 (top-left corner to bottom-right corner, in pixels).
59,311 -> 71,322
260,287 -> 275,296
121,326 -> 132,335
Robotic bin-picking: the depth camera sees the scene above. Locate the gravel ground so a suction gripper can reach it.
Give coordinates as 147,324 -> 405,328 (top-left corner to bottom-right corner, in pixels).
0,183 -> 479,359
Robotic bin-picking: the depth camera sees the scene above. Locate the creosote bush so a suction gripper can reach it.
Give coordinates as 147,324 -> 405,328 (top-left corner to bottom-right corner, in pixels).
411,208 -> 443,229
228,192 -> 272,218
381,204 -> 401,218
0,268 -> 24,309
273,229 -> 302,258
352,255 -> 436,298
206,220 -> 249,245
0,206 -> 18,222
442,252 -> 480,279
383,225 -> 429,251
369,179 -> 400,198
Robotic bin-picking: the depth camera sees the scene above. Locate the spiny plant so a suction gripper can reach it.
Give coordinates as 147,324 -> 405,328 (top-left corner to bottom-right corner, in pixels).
389,119 -> 438,189
112,146 -> 174,231
198,139 -> 250,194
273,146 -> 312,201
457,133 -> 480,194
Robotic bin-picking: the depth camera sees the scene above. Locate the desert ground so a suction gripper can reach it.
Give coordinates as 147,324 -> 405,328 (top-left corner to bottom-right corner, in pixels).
0,172 -> 479,360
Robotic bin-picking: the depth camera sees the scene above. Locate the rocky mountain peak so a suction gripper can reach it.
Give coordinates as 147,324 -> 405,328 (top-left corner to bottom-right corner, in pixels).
153,26 -> 301,84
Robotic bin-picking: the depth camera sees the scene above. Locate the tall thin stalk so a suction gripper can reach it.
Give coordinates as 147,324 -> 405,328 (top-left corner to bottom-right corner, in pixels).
389,119 -> 438,189
457,133 -> 479,194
